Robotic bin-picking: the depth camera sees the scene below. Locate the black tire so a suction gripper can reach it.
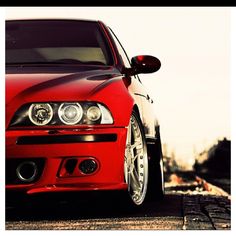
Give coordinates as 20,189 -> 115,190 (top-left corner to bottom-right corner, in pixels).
146,131 -> 165,201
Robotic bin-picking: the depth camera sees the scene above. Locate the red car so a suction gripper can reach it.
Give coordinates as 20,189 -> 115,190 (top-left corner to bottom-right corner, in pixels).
6,19 -> 164,206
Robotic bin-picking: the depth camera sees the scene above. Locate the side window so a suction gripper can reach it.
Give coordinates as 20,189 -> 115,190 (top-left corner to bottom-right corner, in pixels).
108,28 -> 131,68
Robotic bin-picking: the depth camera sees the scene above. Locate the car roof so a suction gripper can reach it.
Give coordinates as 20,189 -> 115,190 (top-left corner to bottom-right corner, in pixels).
6,18 -> 99,23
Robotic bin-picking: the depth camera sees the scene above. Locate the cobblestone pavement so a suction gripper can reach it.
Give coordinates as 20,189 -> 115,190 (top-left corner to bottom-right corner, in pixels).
5,174 -> 231,230
183,195 -> 230,230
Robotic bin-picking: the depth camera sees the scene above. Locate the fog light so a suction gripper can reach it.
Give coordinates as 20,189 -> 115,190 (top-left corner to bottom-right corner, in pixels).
16,161 -> 38,183
79,159 -> 98,174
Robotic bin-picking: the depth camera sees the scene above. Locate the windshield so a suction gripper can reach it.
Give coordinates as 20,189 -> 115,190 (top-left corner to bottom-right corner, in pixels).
6,20 -> 114,66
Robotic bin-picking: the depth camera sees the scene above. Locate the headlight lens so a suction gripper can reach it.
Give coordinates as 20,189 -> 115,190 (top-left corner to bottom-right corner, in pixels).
28,103 -> 53,126
98,104 -> 114,124
58,103 -> 83,125
87,106 -> 101,122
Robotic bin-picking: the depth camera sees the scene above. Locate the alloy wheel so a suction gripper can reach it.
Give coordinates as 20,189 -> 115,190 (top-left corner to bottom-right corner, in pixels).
124,113 -> 148,205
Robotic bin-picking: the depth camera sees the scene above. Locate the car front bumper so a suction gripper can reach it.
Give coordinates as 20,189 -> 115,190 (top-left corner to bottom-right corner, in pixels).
6,127 -> 128,195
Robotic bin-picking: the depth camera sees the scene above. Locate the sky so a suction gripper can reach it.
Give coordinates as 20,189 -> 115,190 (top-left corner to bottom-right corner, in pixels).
4,7 -> 232,168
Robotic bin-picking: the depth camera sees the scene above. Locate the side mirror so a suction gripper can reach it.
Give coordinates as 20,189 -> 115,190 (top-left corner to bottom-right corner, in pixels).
130,55 -> 161,75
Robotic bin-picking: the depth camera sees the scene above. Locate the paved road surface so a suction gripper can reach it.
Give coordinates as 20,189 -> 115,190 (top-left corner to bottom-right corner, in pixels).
6,173 -> 231,230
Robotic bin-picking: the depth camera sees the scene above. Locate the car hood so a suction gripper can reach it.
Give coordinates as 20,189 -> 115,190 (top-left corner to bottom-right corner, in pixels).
6,67 -> 121,104
6,67 -> 122,125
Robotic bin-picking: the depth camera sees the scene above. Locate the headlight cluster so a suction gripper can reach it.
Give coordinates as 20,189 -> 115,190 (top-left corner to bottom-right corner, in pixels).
10,102 -> 113,127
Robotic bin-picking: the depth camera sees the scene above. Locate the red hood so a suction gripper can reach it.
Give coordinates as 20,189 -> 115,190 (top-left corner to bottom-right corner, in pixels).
6,67 -> 121,126
6,68 -> 121,104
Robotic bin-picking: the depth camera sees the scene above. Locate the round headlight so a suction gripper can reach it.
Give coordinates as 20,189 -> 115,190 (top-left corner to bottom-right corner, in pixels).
87,106 -> 101,122
58,103 -> 83,125
29,103 -> 53,126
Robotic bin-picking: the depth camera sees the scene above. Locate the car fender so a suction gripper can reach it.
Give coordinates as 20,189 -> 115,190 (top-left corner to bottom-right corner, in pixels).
89,76 -> 138,128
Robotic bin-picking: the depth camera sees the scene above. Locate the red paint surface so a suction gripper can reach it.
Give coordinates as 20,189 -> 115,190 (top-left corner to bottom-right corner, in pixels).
6,20 -> 158,196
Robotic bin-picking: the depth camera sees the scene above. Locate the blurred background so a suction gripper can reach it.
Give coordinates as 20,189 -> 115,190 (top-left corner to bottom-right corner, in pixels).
5,7 -> 231,181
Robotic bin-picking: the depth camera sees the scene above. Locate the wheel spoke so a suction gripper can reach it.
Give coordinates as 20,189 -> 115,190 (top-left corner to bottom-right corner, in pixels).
131,141 -> 142,150
126,122 -> 132,145
130,168 -> 141,191
127,172 -> 131,191
124,113 -> 148,205
132,153 -> 139,162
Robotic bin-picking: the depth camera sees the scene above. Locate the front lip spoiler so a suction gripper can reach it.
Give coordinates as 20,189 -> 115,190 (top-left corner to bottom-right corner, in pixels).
16,134 -> 117,145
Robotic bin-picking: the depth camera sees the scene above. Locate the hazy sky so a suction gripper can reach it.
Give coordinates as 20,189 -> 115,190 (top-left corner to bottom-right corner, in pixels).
5,7 -> 231,168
